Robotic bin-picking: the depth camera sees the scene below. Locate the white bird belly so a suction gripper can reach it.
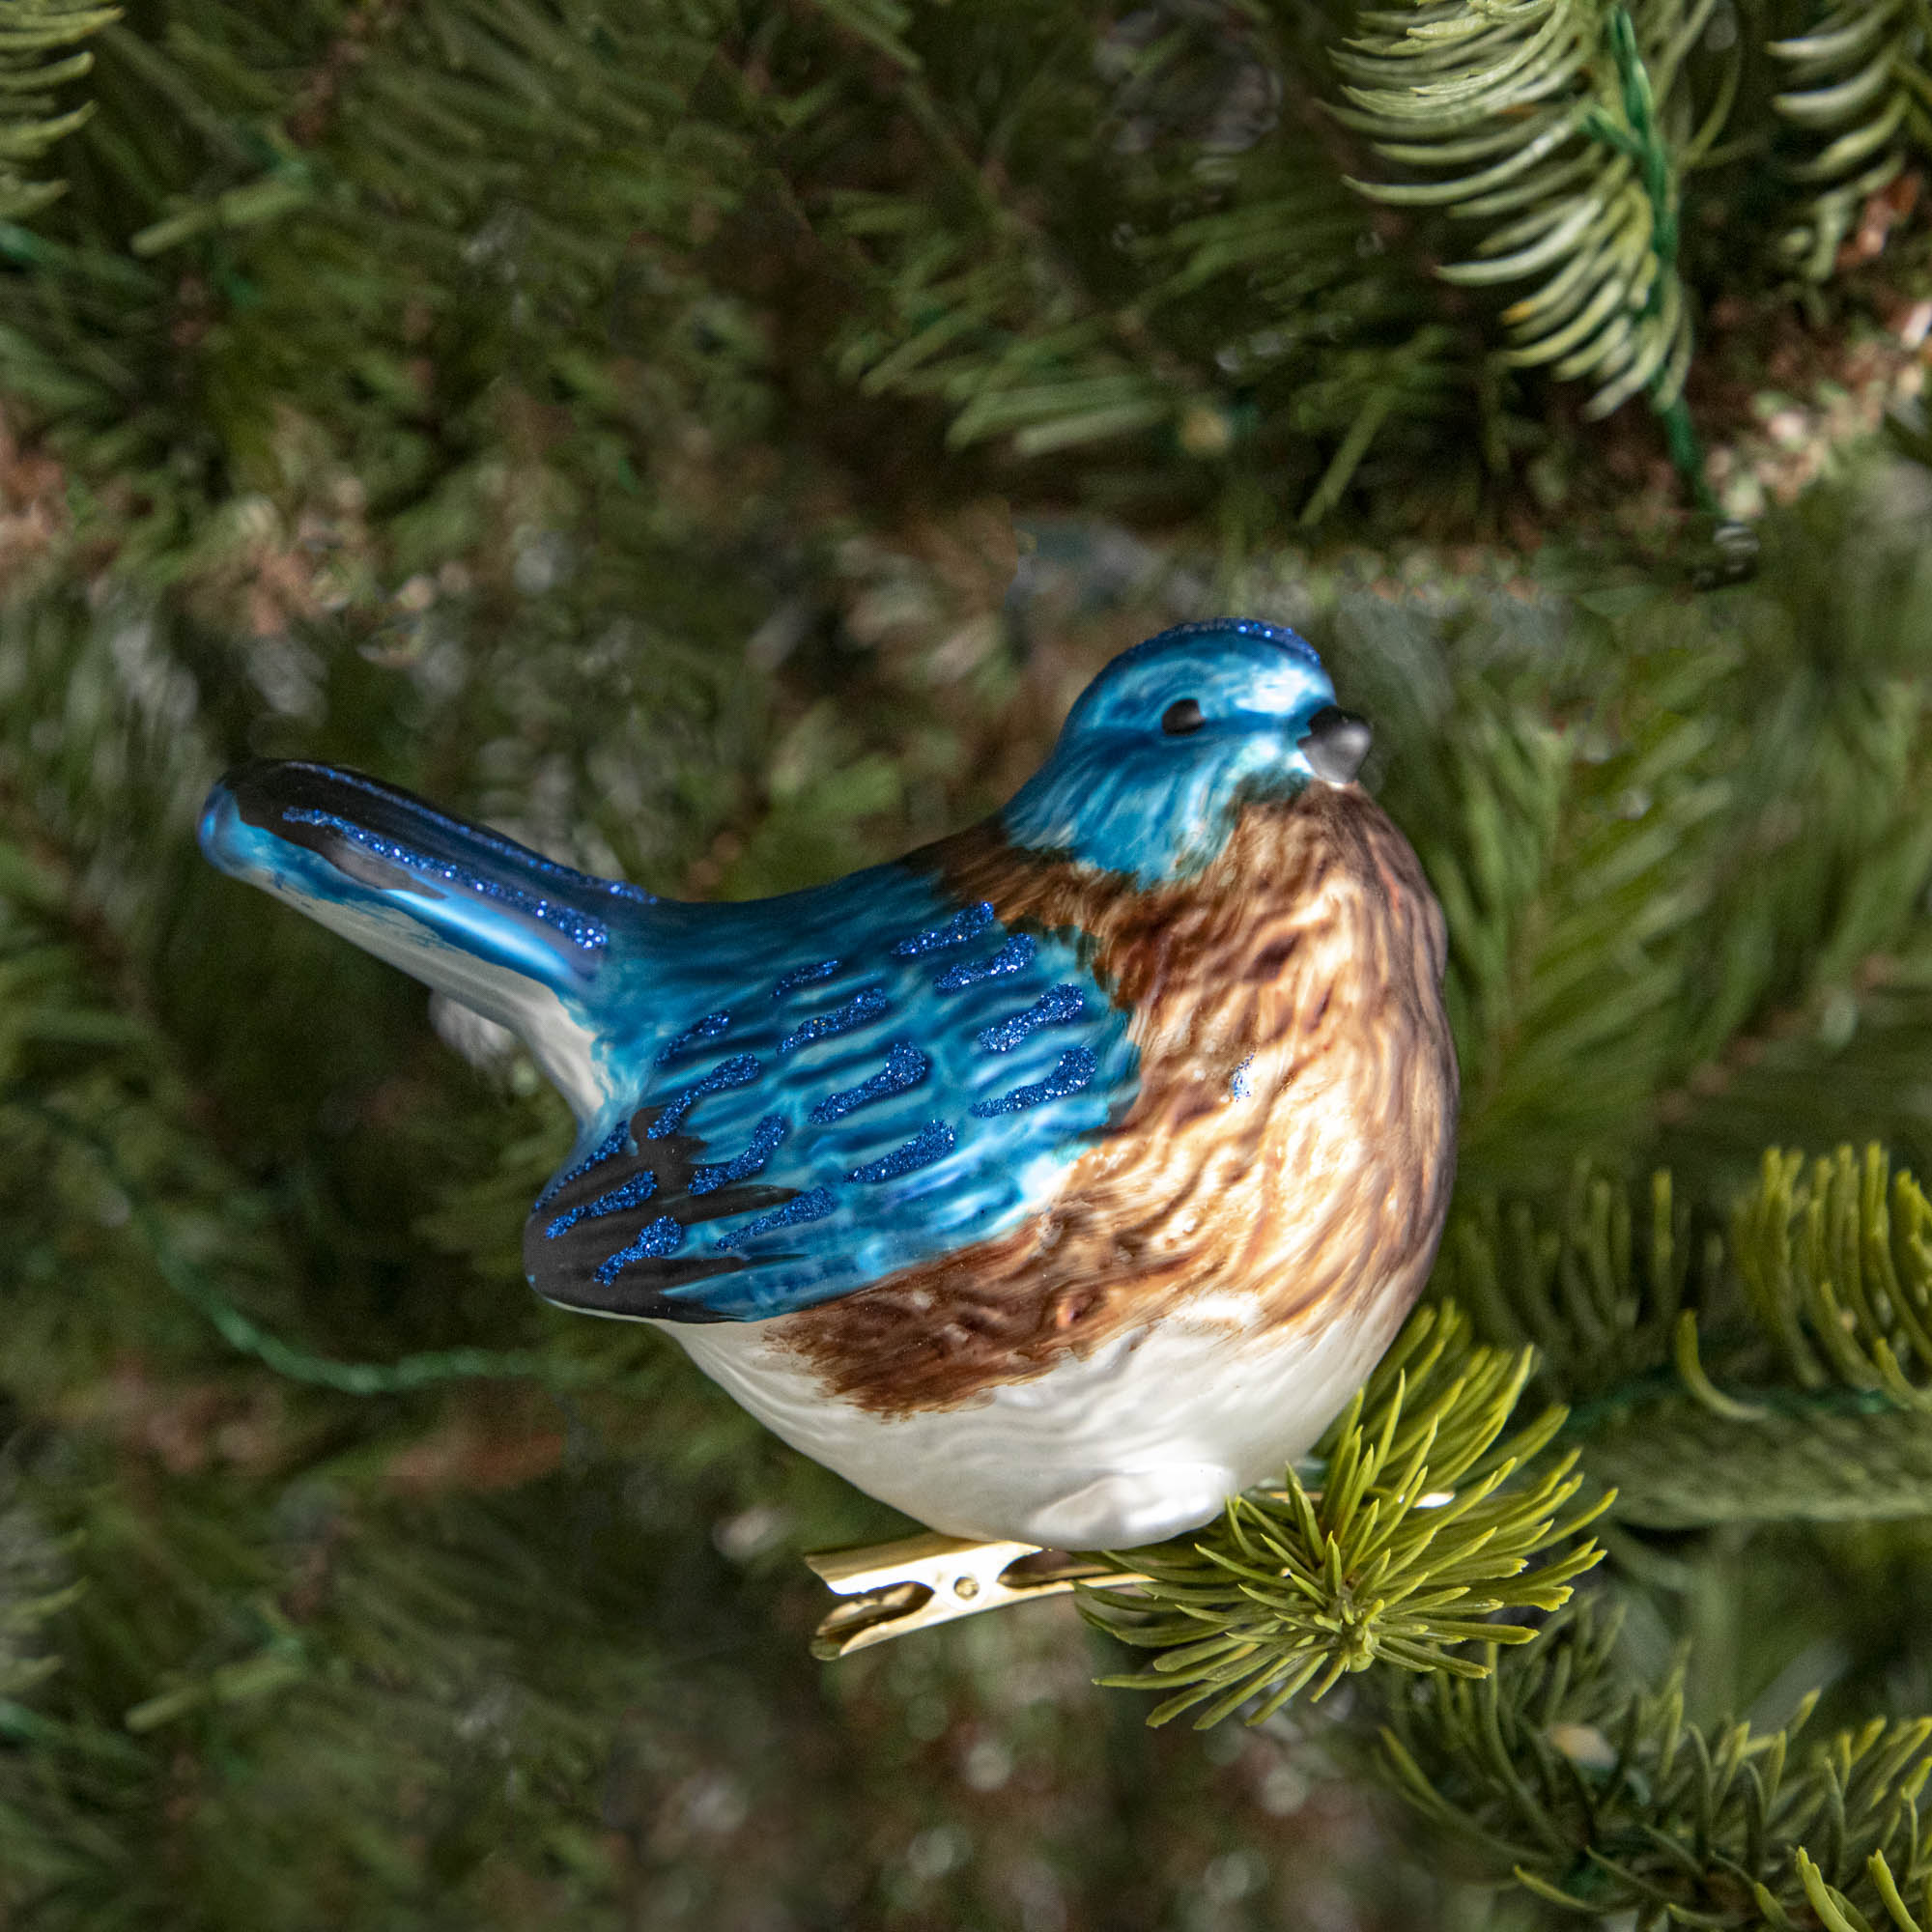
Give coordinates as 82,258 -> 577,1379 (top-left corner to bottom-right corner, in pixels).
669,1291 -> 1405,1548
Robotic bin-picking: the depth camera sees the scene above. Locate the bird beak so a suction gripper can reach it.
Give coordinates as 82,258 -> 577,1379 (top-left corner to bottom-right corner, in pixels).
1298,706 -> 1372,784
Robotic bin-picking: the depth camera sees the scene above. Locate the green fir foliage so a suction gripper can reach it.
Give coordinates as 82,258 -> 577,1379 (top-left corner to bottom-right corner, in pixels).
1773,0 -> 1932,278
1086,1306 -> 1605,1728
2,3 -> 1932,1927
1731,1144 -> 1932,1407
1333,0 -> 1699,423
3,0 -> 1929,546
1381,1602 -> 1932,1929
0,0 -> 115,223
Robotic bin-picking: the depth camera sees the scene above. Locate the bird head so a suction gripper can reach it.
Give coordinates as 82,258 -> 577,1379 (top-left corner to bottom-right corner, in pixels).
1002,619 -> 1368,884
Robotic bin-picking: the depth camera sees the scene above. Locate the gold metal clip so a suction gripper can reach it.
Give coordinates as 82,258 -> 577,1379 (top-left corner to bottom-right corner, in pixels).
805,1533 -> 1148,1660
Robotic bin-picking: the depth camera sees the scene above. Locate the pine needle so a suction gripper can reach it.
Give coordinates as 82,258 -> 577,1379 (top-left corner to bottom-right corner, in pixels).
1083,1305 -> 1608,1727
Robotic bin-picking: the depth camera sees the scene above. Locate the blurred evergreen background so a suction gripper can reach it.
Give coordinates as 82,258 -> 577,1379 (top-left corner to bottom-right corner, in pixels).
6,1 -> 1932,1926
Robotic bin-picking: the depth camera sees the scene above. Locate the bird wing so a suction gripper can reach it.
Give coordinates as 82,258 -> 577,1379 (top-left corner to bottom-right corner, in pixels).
523,865 -> 1139,1321
196,759 -> 1140,1322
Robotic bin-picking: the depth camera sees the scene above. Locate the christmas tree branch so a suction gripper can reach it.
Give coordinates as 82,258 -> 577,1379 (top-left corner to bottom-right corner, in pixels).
0,0 -> 117,223
1442,1144 -> 1932,1524
11,1095 -> 628,1397
1084,1305 -> 1608,1728
1333,0 -> 1698,436
1772,0 -> 1932,279
1380,1602 -> 1932,1929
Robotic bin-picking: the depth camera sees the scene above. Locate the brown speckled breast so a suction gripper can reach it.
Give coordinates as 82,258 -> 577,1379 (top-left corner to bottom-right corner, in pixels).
772,782 -> 1458,1417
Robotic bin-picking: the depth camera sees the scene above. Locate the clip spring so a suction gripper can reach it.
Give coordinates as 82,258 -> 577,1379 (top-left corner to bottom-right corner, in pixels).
803,1478 -> 1456,1658
805,1533 -> 1149,1659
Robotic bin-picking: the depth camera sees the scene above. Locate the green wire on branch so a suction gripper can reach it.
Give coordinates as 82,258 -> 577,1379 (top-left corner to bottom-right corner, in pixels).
16,1096 -> 625,1398
1332,0 -> 1717,502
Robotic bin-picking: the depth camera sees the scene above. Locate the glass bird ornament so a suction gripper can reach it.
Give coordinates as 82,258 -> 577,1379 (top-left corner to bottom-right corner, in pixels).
199,620 -> 1458,1563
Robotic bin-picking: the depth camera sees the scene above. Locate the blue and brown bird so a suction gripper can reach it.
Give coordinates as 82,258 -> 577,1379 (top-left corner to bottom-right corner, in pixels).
198,620 -> 1457,1551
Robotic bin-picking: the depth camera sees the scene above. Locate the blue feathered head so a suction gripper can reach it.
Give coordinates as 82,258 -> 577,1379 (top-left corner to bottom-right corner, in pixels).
1001,619 -> 1366,884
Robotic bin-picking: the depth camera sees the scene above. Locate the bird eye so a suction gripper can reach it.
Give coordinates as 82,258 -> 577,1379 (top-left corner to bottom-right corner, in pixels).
1161,697 -> 1206,736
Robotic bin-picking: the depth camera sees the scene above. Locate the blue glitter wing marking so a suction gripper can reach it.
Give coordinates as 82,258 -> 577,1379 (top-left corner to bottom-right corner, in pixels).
545,1167 -> 658,1237
689,1115 -> 788,1195
281,809 -> 611,952
658,1010 -> 731,1065
535,1121 -> 631,1207
719,1186 -> 836,1247
847,1121 -> 954,1182
777,985 -> 890,1055
1230,1055 -> 1255,1099
892,900 -> 994,957
648,1054 -> 761,1138
970,1047 -> 1099,1117
215,628 -> 1366,1325
595,1214 -> 686,1283
568,894 -> 1134,1317
975,984 -> 1088,1053
509,863 -> 1143,1321
771,958 -> 840,998
934,933 -> 1036,992
809,1041 -> 929,1123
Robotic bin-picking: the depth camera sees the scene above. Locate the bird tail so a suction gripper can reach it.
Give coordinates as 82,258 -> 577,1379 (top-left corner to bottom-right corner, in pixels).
198,761 -> 653,1120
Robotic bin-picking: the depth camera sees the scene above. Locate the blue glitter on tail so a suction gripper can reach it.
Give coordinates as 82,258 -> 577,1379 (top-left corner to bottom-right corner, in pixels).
892,901 -> 994,958
658,1010 -> 731,1065
281,809 -> 611,952
934,934 -> 1036,992
771,958 -> 840,998
545,1167 -> 659,1238
777,986 -> 890,1055
535,1121 -> 631,1207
